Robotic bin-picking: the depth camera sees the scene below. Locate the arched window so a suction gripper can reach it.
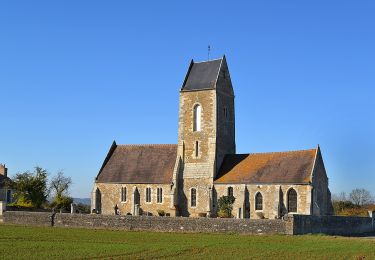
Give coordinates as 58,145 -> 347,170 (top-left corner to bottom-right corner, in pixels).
227,187 -> 233,197
193,104 -> 201,131
287,188 -> 297,212
255,192 -> 263,210
95,188 -> 102,214
191,188 -> 197,207
121,187 -> 127,202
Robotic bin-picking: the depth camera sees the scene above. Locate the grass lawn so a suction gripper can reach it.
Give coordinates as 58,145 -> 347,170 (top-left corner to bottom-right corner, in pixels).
0,224 -> 374,259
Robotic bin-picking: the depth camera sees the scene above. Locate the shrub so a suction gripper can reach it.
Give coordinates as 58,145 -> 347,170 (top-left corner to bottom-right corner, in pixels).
7,197 -> 35,209
217,195 -> 235,218
157,210 -> 165,216
333,200 -> 358,214
6,201 -> 36,211
50,196 -> 73,212
75,203 -> 90,214
217,210 -> 229,218
333,200 -> 375,217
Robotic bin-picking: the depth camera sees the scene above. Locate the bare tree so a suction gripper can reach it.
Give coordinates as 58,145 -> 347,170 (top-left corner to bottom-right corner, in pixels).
332,192 -> 347,202
50,171 -> 72,199
338,192 -> 347,201
349,188 -> 373,206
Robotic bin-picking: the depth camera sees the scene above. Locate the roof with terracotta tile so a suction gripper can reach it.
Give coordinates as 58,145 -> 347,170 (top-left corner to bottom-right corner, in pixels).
96,143 -> 177,184
214,149 -> 317,184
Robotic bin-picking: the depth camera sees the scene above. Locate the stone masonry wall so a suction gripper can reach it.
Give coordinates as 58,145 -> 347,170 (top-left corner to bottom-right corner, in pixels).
93,183 -> 174,216
178,90 -> 216,166
177,177 -> 212,217
292,215 -> 374,235
215,59 -> 236,176
1,211 -> 374,235
54,213 -> 288,234
177,90 -> 216,217
214,184 -> 312,219
1,211 -> 53,226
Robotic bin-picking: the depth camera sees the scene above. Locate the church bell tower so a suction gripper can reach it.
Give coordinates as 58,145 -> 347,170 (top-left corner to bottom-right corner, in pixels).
174,56 -> 235,216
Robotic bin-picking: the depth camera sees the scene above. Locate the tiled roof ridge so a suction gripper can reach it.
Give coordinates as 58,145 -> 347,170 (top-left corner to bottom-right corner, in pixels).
232,148 -> 317,156
97,142 -> 178,184
117,144 -> 177,147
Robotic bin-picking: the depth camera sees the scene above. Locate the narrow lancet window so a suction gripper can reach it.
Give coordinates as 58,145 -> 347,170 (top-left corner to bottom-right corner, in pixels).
193,104 -> 201,131
157,188 -> 163,203
121,187 -> 127,202
146,187 -> 152,203
195,141 -> 199,158
191,188 -> 197,207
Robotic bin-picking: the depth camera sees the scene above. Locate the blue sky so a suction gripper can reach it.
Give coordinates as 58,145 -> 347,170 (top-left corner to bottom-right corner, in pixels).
0,1 -> 374,198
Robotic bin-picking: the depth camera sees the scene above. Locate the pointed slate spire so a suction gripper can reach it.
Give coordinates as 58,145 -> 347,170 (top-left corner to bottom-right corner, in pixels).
181,57 -> 224,91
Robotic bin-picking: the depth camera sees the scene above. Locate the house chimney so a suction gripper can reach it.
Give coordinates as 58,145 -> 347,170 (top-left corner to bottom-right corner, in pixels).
0,164 -> 7,177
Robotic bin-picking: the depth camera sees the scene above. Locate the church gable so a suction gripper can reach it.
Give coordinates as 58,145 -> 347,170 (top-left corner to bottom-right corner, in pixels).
311,146 -> 328,182
96,144 -> 177,184
214,149 -> 317,184
215,56 -> 234,96
310,146 -> 333,215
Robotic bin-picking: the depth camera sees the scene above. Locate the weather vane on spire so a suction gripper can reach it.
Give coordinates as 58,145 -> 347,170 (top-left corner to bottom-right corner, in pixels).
208,45 -> 211,61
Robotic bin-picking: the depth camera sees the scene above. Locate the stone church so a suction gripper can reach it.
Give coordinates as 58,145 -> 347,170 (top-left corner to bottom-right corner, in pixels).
91,56 -> 333,219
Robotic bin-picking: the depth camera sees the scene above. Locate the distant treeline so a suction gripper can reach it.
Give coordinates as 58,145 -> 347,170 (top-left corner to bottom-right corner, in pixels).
332,188 -> 374,217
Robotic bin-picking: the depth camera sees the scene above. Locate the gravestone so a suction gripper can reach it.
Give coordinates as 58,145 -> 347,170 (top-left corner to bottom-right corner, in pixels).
0,201 -> 5,215
369,211 -> 375,231
134,204 -> 140,216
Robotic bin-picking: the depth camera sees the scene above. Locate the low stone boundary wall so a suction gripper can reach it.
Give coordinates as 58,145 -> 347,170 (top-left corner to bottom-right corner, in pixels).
1,211 -> 374,235
1,211 -> 287,234
1,211 -> 53,226
292,215 -> 374,235
54,213 -> 287,234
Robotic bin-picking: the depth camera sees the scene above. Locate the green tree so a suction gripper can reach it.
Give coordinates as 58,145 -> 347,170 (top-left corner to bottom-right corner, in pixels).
75,203 -> 91,214
12,167 -> 49,208
49,171 -> 73,211
217,195 -> 235,218
50,196 -> 73,212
